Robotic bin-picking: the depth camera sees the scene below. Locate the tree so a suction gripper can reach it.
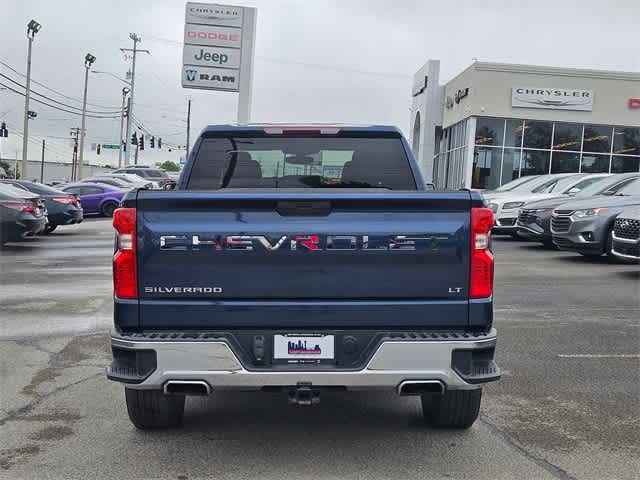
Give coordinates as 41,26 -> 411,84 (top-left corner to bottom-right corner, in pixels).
0,160 -> 19,179
156,160 -> 180,172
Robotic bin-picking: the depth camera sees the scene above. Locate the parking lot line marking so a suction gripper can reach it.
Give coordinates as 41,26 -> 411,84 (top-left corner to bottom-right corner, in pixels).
557,354 -> 640,358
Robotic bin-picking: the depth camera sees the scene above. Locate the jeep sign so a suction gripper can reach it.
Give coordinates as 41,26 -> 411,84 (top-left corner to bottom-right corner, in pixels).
183,44 -> 241,68
182,3 -> 256,109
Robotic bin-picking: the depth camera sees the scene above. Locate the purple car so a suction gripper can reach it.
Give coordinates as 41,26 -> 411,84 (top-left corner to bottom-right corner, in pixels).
61,182 -> 125,217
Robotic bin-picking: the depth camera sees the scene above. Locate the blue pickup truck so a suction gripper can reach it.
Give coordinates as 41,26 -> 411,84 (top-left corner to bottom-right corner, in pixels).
107,124 -> 500,430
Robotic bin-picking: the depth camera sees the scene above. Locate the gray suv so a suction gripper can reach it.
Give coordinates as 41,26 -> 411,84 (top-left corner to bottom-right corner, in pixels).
611,206 -> 640,262
551,179 -> 640,259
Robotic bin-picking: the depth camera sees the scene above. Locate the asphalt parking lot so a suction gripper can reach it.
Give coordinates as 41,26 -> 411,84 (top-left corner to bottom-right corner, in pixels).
1,218 -> 638,480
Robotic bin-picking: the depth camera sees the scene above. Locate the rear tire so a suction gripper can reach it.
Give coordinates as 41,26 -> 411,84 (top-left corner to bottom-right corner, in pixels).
124,388 -> 185,430
101,202 -> 117,217
422,389 -> 482,429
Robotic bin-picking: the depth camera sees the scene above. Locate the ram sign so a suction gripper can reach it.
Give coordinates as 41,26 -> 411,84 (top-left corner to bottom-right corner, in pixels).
182,2 -> 256,95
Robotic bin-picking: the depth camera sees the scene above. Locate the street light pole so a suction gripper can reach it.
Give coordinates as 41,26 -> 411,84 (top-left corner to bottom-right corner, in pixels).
21,19 -> 41,180
77,53 -> 96,181
118,87 -> 130,168
121,33 -> 149,166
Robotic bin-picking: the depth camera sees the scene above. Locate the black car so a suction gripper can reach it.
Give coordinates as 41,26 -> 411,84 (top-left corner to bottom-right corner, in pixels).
1,180 -> 83,233
0,183 -> 47,245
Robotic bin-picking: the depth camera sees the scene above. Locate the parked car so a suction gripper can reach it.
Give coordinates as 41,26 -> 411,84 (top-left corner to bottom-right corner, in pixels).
517,173 -> 640,247
0,183 -> 47,245
80,177 -> 131,189
1,180 -> 83,233
486,173 -> 606,236
551,178 -> 640,259
611,206 -> 640,263
484,175 -> 542,194
112,166 -> 175,189
61,183 -> 125,217
100,173 -> 153,189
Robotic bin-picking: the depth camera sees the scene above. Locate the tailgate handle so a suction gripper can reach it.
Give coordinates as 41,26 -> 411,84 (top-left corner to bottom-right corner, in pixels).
276,201 -> 332,217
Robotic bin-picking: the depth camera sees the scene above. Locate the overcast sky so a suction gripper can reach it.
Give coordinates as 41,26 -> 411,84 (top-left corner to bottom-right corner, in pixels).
1,0 -> 639,168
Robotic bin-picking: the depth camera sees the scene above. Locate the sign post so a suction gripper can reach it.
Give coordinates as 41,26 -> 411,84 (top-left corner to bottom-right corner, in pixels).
182,3 -> 257,123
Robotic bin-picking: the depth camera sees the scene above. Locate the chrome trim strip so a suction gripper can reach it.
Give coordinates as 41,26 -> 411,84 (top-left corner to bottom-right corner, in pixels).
612,231 -> 640,244
611,247 -> 640,261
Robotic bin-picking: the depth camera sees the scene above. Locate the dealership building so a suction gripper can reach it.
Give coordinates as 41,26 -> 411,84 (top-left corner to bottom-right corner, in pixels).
409,60 -> 640,190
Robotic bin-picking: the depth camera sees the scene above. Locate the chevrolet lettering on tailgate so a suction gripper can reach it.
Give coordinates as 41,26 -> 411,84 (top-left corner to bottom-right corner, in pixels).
159,234 -> 444,251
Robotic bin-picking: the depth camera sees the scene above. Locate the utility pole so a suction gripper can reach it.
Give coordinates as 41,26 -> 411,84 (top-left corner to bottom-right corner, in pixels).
120,33 -> 149,166
134,141 -> 140,165
39,139 -> 45,182
22,19 -> 42,179
186,98 -> 191,160
77,53 -> 96,181
70,127 -> 80,181
118,88 -> 130,168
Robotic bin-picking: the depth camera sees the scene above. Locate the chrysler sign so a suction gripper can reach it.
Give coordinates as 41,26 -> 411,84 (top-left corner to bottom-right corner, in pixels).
512,87 -> 594,111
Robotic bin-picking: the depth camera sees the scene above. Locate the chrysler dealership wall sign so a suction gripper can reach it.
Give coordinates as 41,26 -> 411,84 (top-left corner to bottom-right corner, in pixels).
512,87 -> 594,111
182,2 -> 257,122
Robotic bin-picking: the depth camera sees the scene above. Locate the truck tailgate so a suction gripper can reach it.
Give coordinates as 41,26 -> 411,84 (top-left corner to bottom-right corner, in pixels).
135,191 -> 472,329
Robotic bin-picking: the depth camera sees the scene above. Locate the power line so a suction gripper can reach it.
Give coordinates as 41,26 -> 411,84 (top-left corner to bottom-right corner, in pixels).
146,35 -> 412,80
0,59 -> 121,110
0,82 -> 122,119
0,73 -> 123,115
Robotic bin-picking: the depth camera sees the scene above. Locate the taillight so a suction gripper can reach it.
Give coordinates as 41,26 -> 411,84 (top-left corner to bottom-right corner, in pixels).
470,207 -> 494,299
52,195 -> 77,205
0,200 -> 36,213
113,207 -> 137,299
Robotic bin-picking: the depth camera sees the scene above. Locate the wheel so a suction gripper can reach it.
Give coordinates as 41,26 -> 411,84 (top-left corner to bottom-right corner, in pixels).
101,202 -> 117,217
422,389 -> 482,429
45,224 -> 58,234
124,388 -> 185,430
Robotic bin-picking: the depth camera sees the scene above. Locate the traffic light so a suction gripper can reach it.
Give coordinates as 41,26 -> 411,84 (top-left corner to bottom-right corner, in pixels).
150,136 -> 155,148
139,134 -> 145,150
158,137 -> 162,149
131,132 -> 137,145
96,144 -> 101,155
0,122 -> 7,137
122,140 -> 126,152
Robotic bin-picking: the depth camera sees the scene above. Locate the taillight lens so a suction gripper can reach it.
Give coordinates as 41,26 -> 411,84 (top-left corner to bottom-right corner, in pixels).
0,200 -> 36,213
470,208 -> 494,299
113,207 -> 137,299
52,195 -> 77,205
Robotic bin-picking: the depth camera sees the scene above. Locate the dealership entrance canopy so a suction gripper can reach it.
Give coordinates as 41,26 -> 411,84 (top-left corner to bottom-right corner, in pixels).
409,60 -> 640,190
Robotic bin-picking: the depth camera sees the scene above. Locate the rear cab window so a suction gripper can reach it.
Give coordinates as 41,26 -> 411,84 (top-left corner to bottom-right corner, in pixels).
185,132 -> 417,190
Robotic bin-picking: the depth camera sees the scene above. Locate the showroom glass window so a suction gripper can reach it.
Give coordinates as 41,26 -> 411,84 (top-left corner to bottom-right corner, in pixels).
440,118 -> 640,190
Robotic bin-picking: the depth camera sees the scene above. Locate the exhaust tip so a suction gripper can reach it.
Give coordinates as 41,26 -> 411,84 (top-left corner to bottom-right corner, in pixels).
397,380 -> 445,396
163,380 -> 211,396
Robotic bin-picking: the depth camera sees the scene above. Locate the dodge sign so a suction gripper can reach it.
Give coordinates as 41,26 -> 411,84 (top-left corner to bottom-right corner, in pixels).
512,87 -> 594,111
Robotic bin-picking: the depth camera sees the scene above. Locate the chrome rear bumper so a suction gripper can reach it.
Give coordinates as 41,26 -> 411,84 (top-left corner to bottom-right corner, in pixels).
108,329 -> 500,392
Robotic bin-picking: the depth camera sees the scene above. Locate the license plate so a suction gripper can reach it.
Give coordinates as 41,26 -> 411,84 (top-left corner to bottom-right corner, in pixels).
273,334 -> 334,360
